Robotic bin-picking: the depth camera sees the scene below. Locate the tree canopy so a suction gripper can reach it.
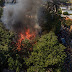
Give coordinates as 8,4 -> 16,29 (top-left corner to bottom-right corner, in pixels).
0,22 -> 15,71
25,31 -> 67,72
38,1 -> 61,34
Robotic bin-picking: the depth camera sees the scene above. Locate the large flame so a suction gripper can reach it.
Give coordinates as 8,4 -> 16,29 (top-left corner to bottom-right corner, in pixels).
16,29 -> 36,51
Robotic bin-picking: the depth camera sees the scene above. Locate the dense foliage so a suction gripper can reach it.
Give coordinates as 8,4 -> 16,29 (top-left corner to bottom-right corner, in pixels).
0,22 -> 14,50
0,0 -> 68,72
0,22 -> 15,71
25,31 -> 67,72
38,2 -> 61,34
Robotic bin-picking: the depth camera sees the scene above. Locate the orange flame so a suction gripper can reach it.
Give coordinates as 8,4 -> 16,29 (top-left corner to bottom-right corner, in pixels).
16,29 -> 35,51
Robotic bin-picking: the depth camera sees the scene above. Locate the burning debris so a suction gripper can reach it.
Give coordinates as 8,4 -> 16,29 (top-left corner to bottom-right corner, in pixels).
16,28 -> 36,51
1,0 -> 42,51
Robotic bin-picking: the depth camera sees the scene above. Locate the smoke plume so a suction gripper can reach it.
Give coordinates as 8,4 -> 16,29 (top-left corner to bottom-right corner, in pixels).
1,0 -> 42,34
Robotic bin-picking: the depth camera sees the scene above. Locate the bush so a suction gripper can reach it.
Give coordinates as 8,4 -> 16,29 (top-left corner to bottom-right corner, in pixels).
63,12 -> 69,15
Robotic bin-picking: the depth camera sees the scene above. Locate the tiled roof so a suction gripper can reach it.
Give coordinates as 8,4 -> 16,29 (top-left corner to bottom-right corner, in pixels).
65,16 -> 72,20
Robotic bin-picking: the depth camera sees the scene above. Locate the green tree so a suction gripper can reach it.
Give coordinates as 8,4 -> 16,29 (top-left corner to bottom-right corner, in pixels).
25,31 -> 67,72
8,54 -> 22,72
38,1 -> 61,34
7,38 -> 36,71
0,22 -> 14,51
0,22 -> 14,71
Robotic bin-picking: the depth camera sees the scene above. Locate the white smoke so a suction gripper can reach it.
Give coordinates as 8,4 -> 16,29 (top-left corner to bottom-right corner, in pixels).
1,0 -> 42,33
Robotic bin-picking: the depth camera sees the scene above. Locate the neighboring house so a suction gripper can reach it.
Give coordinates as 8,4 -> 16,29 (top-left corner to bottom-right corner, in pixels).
65,16 -> 72,20
60,6 -> 72,14
61,15 -> 72,19
62,10 -> 72,14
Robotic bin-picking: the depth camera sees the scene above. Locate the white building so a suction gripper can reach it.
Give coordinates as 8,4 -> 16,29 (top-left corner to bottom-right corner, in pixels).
60,7 -> 67,10
60,6 -> 72,14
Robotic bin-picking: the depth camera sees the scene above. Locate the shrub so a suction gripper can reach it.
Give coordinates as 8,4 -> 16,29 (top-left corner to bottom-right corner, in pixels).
63,12 -> 69,15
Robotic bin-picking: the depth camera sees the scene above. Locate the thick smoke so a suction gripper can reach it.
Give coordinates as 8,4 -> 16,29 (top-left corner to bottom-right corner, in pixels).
1,0 -> 42,34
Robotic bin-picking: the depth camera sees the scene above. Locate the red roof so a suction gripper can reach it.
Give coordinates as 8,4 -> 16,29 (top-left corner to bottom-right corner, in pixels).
65,16 -> 72,21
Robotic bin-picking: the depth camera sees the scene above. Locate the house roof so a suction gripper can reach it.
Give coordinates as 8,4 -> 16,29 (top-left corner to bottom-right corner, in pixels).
61,14 -> 72,20
65,16 -> 72,20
